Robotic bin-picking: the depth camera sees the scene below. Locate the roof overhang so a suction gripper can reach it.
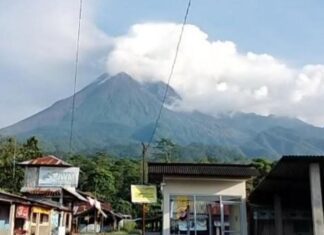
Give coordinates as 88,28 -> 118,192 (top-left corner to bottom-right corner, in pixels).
148,162 -> 259,183
249,155 -> 324,206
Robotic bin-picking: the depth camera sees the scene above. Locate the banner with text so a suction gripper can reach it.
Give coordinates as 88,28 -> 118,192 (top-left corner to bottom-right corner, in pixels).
131,185 -> 157,204
38,167 -> 79,188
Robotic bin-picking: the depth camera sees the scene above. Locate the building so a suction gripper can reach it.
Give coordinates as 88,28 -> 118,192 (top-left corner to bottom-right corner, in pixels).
74,191 -> 123,233
16,154 -> 120,235
19,155 -> 87,234
148,162 -> 258,235
249,155 -> 324,235
0,190 -> 68,235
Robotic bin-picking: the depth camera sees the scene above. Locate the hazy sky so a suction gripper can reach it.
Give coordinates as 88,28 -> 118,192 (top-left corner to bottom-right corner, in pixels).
1,0 -> 324,128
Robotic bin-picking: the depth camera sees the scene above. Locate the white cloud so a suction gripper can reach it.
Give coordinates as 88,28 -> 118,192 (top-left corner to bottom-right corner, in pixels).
0,0 -> 111,127
106,23 -> 324,126
1,3 -> 324,130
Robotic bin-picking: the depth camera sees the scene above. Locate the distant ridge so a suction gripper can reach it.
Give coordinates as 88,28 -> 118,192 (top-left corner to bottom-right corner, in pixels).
2,72 -> 324,158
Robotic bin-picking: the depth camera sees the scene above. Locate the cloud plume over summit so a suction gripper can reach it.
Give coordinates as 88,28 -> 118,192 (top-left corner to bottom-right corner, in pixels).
106,23 -> 324,126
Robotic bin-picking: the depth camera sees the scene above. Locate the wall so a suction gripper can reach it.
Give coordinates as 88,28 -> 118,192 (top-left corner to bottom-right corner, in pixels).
24,167 -> 38,188
162,177 -> 247,235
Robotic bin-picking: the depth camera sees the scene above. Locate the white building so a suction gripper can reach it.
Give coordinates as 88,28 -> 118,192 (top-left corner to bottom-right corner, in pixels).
148,162 -> 258,235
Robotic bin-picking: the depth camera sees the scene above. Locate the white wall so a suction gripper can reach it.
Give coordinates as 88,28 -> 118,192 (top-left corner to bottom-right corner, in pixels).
161,177 -> 247,235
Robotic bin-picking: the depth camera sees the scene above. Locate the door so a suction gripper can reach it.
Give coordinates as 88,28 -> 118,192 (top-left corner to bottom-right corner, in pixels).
221,196 -> 242,235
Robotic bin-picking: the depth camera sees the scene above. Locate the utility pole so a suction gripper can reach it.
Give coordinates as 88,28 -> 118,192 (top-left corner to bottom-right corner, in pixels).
13,138 -> 16,179
141,142 -> 148,184
141,142 -> 148,235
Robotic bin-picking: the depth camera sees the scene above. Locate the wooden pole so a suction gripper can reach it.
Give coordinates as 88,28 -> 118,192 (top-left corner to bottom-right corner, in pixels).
143,204 -> 146,235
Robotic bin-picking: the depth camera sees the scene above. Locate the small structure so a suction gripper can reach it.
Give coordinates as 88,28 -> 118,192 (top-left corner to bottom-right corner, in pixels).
73,191 -> 122,233
148,162 -> 258,235
249,155 -> 324,235
0,190 -> 68,235
19,155 -> 87,234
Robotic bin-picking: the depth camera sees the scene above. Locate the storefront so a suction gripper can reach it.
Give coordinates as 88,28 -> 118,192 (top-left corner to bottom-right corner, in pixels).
0,190 -> 69,235
0,201 -> 13,235
169,195 -> 243,235
249,155 -> 324,235
148,162 -> 258,235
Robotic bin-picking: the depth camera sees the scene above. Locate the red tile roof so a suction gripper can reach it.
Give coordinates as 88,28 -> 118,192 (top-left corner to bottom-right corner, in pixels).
19,155 -> 72,167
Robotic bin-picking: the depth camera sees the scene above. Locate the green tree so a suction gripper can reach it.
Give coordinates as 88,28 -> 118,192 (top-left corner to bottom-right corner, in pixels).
69,154 -> 141,216
249,158 -> 275,190
0,136 -> 42,193
21,136 -> 42,159
153,138 -> 179,163
70,154 -> 116,201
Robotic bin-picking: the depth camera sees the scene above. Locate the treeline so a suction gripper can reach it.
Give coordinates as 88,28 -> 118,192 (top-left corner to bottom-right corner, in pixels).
68,154 -> 141,215
0,136 -> 42,193
0,136 -> 274,216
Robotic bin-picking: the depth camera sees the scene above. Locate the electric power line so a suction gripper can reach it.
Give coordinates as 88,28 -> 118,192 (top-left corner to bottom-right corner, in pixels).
69,0 -> 83,153
147,0 -> 192,148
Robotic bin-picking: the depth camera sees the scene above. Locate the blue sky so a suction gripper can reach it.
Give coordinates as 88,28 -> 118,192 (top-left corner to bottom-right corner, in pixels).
1,0 -> 324,128
96,0 -> 324,66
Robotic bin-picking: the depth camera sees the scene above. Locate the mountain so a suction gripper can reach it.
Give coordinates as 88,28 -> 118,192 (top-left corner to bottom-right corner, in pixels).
2,72 -> 324,158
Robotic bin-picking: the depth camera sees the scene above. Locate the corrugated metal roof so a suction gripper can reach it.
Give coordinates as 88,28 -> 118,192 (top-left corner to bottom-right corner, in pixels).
249,155 -> 324,204
75,201 -> 112,215
148,162 -> 258,181
21,187 -> 61,196
0,190 -> 69,210
21,187 -> 88,202
20,155 -> 72,167
62,187 -> 87,202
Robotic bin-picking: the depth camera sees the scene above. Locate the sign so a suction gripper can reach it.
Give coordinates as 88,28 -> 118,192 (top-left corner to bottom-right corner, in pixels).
38,167 -> 79,187
16,205 -> 29,219
131,185 -> 157,203
176,196 -> 189,219
32,207 -> 50,214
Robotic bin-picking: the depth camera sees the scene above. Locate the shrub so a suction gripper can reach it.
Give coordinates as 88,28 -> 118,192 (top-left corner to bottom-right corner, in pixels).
122,220 -> 136,233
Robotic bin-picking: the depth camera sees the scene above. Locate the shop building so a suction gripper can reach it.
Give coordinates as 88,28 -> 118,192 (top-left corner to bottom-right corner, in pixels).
249,155 -> 324,235
19,155 -> 88,234
0,190 -> 68,235
74,196 -> 122,233
16,155 -> 119,235
148,162 -> 258,235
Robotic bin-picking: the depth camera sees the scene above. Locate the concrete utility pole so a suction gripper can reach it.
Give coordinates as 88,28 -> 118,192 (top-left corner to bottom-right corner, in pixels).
274,194 -> 283,235
309,163 -> 324,235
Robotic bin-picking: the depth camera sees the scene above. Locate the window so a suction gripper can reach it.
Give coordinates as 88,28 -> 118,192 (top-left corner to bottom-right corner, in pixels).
170,195 -> 243,235
40,214 -> 49,224
170,195 -> 194,235
65,213 -> 70,227
32,213 -> 37,224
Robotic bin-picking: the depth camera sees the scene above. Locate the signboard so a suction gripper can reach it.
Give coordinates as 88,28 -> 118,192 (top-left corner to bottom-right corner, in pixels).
32,207 -> 50,214
131,185 -> 157,203
16,205 -> 29,219
38,167 -> 79,187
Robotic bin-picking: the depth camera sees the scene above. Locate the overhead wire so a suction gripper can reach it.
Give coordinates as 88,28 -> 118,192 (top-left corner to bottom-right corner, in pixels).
69,0 -> 83,153
147,0 -> 192,149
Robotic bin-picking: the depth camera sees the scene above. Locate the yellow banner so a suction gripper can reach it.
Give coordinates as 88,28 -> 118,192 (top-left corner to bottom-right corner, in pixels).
32,207 -> 50,214
131,185 -> 157,203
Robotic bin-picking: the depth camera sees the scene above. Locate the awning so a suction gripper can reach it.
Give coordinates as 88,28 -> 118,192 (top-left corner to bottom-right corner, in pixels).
249,155 -> 324,206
